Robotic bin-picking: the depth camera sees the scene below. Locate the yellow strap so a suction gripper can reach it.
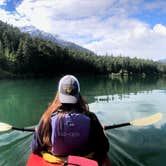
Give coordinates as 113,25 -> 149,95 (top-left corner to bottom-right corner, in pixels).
41,151 -> 96,164
41,152 -> 66,164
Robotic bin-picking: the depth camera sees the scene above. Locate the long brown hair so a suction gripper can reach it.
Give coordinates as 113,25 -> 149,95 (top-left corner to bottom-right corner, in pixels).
37,92 -> 89,152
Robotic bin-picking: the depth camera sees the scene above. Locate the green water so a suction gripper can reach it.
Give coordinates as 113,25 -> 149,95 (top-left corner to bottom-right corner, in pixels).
0,75 -> 166,166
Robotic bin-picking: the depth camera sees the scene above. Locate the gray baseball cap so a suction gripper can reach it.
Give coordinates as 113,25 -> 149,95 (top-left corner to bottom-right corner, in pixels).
58,75 -> 80,104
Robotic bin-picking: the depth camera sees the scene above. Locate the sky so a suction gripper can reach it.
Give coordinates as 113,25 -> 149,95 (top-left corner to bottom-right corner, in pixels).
0,0 -> 166,60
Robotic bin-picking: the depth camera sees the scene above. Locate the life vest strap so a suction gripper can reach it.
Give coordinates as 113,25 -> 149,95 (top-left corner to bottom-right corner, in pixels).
41,151 -> 67,164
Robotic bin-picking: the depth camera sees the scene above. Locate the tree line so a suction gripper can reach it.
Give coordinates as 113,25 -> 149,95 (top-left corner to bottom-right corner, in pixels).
0,20 -> 166,78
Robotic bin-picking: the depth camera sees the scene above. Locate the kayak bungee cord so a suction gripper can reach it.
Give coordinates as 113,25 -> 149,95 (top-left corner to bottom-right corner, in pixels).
63,161 -> 80,166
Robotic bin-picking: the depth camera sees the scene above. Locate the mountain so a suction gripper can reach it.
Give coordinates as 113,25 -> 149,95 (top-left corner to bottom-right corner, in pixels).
158,58 -> 166,63
20,26 -> 93,54
1,20 -> 166,78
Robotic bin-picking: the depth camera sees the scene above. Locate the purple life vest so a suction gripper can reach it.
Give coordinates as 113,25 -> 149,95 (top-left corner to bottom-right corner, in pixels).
51,112 -> 90,156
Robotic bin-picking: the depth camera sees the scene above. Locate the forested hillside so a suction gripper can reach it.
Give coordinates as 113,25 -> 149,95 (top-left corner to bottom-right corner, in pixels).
0,21 -> 166,77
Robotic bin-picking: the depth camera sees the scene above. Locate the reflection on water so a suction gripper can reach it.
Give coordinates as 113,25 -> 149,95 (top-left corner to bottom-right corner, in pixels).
106,125 -> 166,166
0,131 -> 33,166
89,81 -> 166,165
0,75 -> 166,166
0,78 -> 59,127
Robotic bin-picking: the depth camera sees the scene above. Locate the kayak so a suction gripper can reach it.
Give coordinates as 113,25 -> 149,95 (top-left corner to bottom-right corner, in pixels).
26,153 -> 99,166
26,153 -> 112,166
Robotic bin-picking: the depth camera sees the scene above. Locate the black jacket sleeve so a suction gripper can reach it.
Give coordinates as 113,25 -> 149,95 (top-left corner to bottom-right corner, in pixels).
31,130 -> 42,154
84,111 -> 109,164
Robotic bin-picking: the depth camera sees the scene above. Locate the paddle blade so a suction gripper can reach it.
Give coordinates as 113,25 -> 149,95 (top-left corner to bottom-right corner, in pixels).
0,122 -> 12,131
130,113 -> 162,126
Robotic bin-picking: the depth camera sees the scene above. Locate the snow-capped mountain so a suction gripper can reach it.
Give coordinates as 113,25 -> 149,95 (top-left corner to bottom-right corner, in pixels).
158,58 -> 166,63
20,26 -> 93,53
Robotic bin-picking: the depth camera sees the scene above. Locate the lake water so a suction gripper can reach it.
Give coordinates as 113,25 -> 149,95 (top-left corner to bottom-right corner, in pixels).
0,75 -> 166,166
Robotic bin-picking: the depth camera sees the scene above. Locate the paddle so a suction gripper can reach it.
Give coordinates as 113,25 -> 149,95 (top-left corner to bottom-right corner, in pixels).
104,112 -> 162,130
0,122 -> 35,132
0,113 -> 162,132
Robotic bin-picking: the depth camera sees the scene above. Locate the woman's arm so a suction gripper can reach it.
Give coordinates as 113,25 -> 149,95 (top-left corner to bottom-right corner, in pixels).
84,111 -> 109,164
31,128 -> 43,155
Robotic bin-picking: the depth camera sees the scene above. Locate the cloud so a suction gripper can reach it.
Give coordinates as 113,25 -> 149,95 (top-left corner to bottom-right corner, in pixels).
16,0 -> 115,19
85,22 -> 166,60
154,24 -> 166,35
0,0 -> 6,5
144,0 -> 166,13
1,0 -> 166,60
15,0 -> 148,32
0,8 -> 30,27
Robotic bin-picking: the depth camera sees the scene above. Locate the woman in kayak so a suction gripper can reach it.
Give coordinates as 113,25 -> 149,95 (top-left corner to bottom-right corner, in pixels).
32,75 -> 109,165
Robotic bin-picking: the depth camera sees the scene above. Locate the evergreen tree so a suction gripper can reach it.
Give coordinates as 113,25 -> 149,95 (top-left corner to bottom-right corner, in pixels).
0,20 -> 166,77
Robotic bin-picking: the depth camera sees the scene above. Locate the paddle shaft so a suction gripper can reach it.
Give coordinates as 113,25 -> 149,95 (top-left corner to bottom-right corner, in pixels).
5,112 -> 162,132
12,127 -> 35,132
104,122 -> 131,130
11,122 -> 131,132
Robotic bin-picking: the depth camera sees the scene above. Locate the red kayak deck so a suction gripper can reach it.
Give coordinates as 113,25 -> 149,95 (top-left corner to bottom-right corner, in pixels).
26,153 -> 98,166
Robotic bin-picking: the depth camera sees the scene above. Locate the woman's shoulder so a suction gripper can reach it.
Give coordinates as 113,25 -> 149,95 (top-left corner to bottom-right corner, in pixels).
83,111 -> 98,120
